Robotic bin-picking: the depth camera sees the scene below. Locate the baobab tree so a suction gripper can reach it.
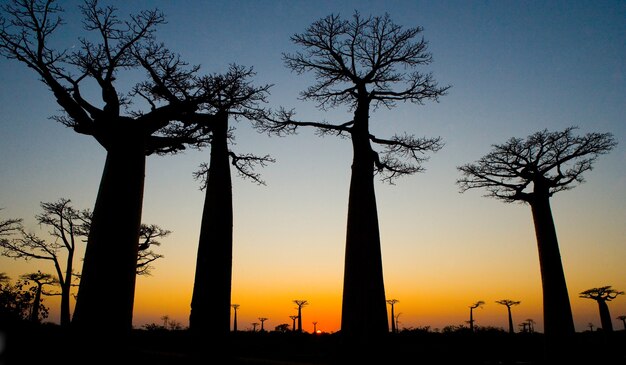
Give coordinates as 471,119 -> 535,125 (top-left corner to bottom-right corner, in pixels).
188,65 -> 273,335
261,11 -> 449,340
258,317 -> 268,332
495,299 -> 521,334
0,199 -> 89,326
468,301 -> 484,332
579,286 -> 624,332
457,127 -> 616,356
231,304 -> 240,332
20,271 -> 56,323
386,299 -> 399,333
293,299 -> 308,333
0,199 -> 169,326
0,0 -> 212,333
616,315 -> 626,330
289,315 -> 299,332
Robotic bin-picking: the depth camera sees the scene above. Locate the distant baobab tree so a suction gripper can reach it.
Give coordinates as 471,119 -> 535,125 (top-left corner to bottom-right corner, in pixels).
188,65 -> 273,336
0,199 -> 169,327
468,301 -> 485,332
251,322 -> 259,332
616,315 -> 626,330
495,299 -> 521,334
231,304 -> 240,332
587,323 -> 594,332
289,315 -> 299,332
261,11 -> 449,341
0,199 -> 88,327
457,127 -> 617,357
258,317 -> 268,332
386,299 -> 399,333
293,299 -> 308,332
395,312 -> 402,332
312,321 -> 318,333
20,271 -> 56,323
579,286 -> 624,332
0,0 -> 215,333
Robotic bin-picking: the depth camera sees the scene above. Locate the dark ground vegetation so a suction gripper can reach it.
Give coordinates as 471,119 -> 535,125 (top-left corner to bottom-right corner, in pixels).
2,320 -> 625,365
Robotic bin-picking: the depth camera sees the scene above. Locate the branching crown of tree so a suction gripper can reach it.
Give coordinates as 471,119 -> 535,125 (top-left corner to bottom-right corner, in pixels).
457,126 -> 617,203
259,11 -> 450,183
0,0 -> 212,155
579,286 -> 624,301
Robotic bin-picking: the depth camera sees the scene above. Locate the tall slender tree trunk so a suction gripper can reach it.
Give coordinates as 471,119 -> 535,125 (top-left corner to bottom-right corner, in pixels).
340,101 -> 389,341
72,145 -> 145,335
30,284 -> 42,323
60,248 -> 74,327
469,308 -> 474,332
529,191 -> 575,359
297,306 -> 303,333
189,113 -> 233,336
597,300 -> 613,332
389,303 -> 396,333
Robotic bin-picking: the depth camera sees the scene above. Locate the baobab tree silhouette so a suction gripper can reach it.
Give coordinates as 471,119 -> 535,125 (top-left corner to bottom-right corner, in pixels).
20,271 -> 56,323
495,299 -> 521,334
0,0 -> 214,334
468,301 -> 485,332
579,286 -> 624,332
261,11 -> 449,342
188,65 -> 273,336
289,315 -> 299,332
231,304 -> 240,332
457,127 -> 616,359
258,317 -> 268,332
293,299 -> 308,333
386,299 -> 399,333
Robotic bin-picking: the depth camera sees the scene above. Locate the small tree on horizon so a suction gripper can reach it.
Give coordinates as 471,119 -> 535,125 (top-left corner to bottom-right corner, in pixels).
468,300 -> 484,332
20,271 -> 56,323
293,299 -> 308,333
616,315 -> 626,330
495,299 -> 521,334
386,299 -> 399,333
457,126 -> 617,359
579,286 -> 624,332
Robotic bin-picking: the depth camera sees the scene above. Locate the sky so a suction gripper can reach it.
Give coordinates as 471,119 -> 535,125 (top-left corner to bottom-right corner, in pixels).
0,0 -> 625,334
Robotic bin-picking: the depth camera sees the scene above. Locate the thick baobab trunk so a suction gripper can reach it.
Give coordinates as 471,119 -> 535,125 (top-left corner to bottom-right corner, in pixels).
189,113 -> 233,335
597,300 -> 614,332
340,102 -> 389,340
529,192 -> 575,359
72,146 -> 145,334
507,306 -> 514,334
297,306 -> 303,333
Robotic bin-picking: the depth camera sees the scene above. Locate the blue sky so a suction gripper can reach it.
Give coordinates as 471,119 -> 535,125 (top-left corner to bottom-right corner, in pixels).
0,0 -> 624,332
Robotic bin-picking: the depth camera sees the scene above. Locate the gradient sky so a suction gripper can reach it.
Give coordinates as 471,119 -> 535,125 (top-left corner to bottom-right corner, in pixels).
1,0 -> 624,334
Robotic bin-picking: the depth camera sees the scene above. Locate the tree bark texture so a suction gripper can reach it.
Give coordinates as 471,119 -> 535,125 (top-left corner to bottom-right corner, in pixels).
340,103 -> 389,340
72,146 -> 145,334
189,114 -> 233,335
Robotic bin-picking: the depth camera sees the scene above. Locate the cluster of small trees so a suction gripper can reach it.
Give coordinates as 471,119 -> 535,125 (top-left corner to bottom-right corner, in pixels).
0,1 -> 620,362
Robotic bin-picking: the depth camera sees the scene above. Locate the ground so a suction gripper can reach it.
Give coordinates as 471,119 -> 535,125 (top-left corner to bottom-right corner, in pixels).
1,322 -> 624,364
